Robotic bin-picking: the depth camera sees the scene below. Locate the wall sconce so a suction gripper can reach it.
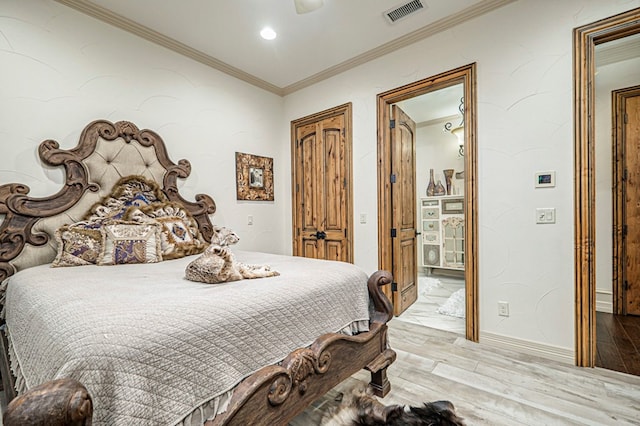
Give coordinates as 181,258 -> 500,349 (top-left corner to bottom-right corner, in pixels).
444,97 -> 464,156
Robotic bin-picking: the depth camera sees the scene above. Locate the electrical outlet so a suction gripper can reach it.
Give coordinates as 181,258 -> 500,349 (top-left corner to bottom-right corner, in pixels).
498,301 -> 509,317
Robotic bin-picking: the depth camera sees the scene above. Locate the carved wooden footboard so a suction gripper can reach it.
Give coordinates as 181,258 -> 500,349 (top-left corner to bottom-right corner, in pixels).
3,270 -> 395,425
209,270 -> 395,425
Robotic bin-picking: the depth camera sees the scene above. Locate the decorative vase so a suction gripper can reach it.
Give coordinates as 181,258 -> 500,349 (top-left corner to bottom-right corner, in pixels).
427,169 -> 435,196
443,169 -> 454,195
435,179 -> 446,196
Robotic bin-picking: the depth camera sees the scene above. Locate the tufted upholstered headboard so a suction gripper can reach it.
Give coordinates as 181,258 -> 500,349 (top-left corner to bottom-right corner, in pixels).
0,119 -> 216,282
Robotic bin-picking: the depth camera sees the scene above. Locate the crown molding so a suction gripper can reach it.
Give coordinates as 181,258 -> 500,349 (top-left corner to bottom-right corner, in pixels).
55,0 -> 285,96
56,0 -> 516,97
282,0 -> 517,95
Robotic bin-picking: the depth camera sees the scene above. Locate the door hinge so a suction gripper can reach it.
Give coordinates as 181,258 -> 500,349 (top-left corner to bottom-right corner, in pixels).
391,228 -> 397,238
344,229 -> 347,237
390,174 -> 397,183
623,169 -> 628,181
391,282 -> 398,292
390,119 -> 396,129
344,178 -> 347,188
624,224 -> 628,237
624,280 -> 630,290
624,113 -> 628,124
296,183 -> 300,192
297,228 -> 300,236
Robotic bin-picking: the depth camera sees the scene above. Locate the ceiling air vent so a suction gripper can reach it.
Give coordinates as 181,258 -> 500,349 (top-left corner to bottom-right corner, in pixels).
384,0 -> 425,24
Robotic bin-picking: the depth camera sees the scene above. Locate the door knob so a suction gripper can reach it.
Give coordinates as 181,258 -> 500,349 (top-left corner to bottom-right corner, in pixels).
311,230 -> 327,239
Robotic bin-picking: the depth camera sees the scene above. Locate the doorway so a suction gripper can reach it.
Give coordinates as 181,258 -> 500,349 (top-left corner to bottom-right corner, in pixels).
392,84 -> 466,334
377,63 -> 479,342
574,7 -> 640,368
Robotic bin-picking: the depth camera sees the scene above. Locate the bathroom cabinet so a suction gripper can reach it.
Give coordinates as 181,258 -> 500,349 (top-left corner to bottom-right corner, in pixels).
420,196 -> 464,270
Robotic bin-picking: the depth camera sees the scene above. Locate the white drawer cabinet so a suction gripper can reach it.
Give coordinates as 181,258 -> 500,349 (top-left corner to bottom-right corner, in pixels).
420,196 -> 464,270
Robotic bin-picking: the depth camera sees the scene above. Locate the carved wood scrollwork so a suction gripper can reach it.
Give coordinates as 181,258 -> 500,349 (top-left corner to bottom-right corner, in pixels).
0,119 -> 217,282
266,345 -> 334,406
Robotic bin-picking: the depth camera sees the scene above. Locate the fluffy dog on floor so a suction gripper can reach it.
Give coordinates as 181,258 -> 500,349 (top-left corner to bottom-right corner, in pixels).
321,385 -> 465,426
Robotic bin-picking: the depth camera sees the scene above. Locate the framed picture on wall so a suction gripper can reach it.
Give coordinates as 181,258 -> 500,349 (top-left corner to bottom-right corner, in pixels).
235,152 -> 274,201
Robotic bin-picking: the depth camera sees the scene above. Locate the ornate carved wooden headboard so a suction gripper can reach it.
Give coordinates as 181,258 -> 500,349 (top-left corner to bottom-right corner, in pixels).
0,119 -> 216,282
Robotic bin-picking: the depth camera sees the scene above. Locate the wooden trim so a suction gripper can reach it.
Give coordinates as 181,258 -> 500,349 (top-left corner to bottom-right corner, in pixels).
290,103 -> 354,262
376,64 -> 479,342
573,7 -> 640,367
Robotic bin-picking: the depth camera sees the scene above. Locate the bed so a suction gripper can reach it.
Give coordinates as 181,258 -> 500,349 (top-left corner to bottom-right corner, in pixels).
0,119 -> 395,425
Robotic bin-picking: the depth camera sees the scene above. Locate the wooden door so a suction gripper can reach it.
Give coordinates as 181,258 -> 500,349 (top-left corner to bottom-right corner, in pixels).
390,105 -> 417,315
292,104 -> 352,262
623,93 -> 640,315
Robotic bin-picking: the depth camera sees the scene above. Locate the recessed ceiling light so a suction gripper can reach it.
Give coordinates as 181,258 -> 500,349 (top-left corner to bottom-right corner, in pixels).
260,27 -> 277,40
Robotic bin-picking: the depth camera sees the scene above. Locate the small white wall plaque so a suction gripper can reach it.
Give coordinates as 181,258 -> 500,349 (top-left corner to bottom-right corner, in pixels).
535,171 -> 555,188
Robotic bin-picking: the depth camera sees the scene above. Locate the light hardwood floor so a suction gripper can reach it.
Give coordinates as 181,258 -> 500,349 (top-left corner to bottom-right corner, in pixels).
292,319 -> 640,425
396,274 -> 466,334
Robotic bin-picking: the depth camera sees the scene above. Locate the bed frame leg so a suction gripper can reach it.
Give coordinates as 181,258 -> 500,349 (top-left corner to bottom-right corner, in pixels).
369,368 -> 391,397
366,347 -> 396,397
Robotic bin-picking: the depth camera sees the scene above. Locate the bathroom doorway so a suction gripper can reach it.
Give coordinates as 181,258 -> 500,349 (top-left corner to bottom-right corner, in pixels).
393,84 -> 466,334
377,63 -> 478,342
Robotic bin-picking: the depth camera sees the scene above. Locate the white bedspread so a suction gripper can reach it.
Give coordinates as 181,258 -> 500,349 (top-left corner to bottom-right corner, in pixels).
3,251 -> 370,425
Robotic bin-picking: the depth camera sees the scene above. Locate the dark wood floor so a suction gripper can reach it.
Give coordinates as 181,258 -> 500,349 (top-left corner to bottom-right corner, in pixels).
596,311 -> 640,376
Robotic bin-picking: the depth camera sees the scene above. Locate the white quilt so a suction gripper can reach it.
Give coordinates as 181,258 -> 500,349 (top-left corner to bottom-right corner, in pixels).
3,251 -> 370,425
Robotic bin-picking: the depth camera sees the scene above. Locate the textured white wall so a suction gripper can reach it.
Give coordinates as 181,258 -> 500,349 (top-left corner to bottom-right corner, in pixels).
0,0 -> 288,254
595,56 -> 640,312
283,0 -> 640,352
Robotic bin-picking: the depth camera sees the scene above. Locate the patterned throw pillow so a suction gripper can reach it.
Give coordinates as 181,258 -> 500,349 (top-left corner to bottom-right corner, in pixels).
124,201 -> 207,260
85,175 -> 168,227
98,221 -> 163,265
52,223 -> 103,267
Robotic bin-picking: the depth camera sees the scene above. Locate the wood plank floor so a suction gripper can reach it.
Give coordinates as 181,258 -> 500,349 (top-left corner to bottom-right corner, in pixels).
596,311 -> 640,376
291,319 -> 640,425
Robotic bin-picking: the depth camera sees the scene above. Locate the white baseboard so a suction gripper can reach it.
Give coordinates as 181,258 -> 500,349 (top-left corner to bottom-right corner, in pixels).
596,300 -> 613,313
480,332 -> 574,365
596,289 -> 613,313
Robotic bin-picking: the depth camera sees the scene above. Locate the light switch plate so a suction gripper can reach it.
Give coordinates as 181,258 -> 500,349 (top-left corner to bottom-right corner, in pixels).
536,208 -> 556,224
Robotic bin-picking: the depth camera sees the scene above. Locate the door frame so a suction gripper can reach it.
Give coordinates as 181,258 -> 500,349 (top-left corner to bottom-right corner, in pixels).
291,102 -> 354,262
574,7 -> 640,367
612,85 -> 640,316
377,63 -> 479,342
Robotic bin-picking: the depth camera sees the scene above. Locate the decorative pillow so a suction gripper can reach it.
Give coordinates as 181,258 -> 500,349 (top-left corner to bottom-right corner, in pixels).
52,223 -> 103,267
85,175 -> 168,227
124,201 -> 207,260
98,221 -> 163,265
